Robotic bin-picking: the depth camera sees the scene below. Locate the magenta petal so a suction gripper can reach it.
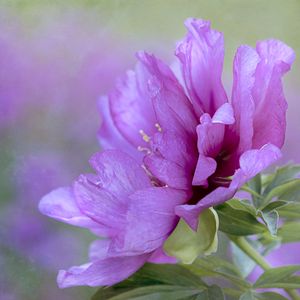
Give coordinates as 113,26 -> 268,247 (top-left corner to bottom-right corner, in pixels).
57,254 -> 149,288
193,104 -> 235,185
137,51 -> 198,136
212,103 -> 235,125
73,150 -> 152,235
89,150 -> 151,198
192,155 -> 216,186
150,131 -> 197,169
176,18 -> 227,116
73,177 -> 127,235
39,187 -> 98,229
232,143 -> 282,187
252,40 -> 295,149
144,154 -> 192,189
111,187 -> 187,255
197,114 -> 225,157
231,45 -> 259,154
109,63 -> 157,148
98,96 -> 141,160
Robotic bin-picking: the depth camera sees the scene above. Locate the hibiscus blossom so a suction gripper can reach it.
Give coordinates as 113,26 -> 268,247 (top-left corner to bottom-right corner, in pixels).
39,18 -> 294,288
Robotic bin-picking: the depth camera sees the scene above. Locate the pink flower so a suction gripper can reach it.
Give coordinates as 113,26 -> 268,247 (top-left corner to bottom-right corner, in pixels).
40,18 -> 294,288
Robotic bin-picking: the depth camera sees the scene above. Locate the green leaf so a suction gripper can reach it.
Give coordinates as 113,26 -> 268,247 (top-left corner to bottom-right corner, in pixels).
263,165 -> 300,196
227,199 -> 257,217
240,291 -> 288,300
262,200 -> 288,213
195,285 -> 225,299
263,179 -> 300,206
91,264 -> 206,300
254,265 -> 300,289
240,291 -> 256,300
258,210 -> 279,236
278,222 -> 300,243
185,256 -> 250,289
255,292 -> 288,300
164,208 -> 219,264
93,285 -> 202,300
216,203 -> 266,236
277,202 -> 300,219
247,174 -> 262,207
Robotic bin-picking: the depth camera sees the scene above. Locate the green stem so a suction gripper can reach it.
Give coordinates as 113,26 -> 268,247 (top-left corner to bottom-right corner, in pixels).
230,236 -> 300,300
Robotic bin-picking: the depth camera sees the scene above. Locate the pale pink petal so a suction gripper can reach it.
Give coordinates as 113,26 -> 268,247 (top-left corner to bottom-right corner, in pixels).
39,187 -> 98,229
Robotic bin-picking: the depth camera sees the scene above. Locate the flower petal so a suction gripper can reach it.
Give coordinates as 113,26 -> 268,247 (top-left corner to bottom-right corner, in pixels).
73,176 -> 127,235
193,103 -> 234,186
98,96 -> 141,160
144,153 -> 192,190
252,39 -> 295,149
176,18 -> 227,116
111,187 -> 188,255
57,254 -> 149,288
231,45 -> 259,154
137,51 -> 198,137
89,150 -> 151,198
39,187 -> 98,229
231,40 -> 294,154
109,63 -> 157,148
89,239 -> 111,262
148,247 -> 177,264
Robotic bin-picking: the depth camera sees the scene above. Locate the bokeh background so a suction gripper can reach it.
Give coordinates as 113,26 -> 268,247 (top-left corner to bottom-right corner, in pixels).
0,1 -> 299,299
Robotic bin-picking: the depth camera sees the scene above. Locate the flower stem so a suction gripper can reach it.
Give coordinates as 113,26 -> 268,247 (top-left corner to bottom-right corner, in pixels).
230,236 -> 300,300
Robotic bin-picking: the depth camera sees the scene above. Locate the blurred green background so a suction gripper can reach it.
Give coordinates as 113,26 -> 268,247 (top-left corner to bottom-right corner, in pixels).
0,1 -> 299,299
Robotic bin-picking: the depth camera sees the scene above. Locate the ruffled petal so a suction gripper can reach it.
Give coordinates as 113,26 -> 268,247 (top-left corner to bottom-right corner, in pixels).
231,40 -> 294,154
57,254 -> 149,288
176,18 -> 227,116
177,144 -> 281,229
73,150 -> 152,235
109,63 -> 157,148
39,187 -> 98,229
136,52 -> 198,190
137,51 -> 198,137
252,39 -> 295,149
98,96 -> 142,161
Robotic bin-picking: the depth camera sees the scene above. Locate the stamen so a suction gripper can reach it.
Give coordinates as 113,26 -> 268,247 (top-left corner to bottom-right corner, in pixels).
139,129 -> 150,142
155,123 -> 162,132
137,146 -> 151,154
